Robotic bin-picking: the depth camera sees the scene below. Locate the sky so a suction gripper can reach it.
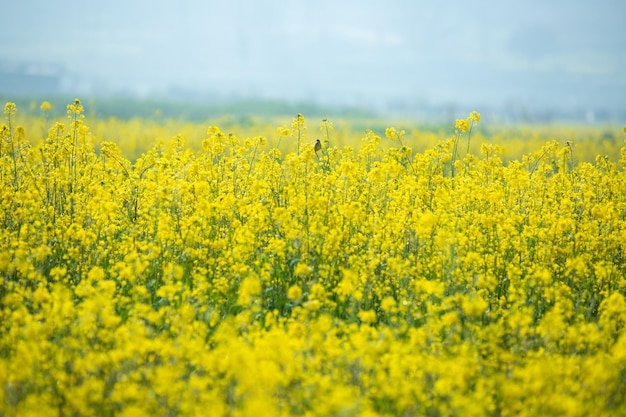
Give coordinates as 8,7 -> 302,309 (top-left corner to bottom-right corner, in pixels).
1,0 -> 625,116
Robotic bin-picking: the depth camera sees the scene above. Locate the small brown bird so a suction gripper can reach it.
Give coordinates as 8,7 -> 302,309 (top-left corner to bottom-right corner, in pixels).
314,139 -> 322,160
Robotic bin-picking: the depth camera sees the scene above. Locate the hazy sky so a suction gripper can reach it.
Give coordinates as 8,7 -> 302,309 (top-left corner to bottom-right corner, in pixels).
1,0 -> 625,112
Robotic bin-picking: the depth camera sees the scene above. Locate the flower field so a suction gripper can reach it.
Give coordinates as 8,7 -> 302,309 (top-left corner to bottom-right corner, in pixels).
1,100 -> 626,416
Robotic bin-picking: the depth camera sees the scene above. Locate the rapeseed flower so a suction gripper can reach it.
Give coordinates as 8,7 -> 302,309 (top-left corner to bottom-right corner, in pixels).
1,101 -> 625,416
455,118 -> 470,133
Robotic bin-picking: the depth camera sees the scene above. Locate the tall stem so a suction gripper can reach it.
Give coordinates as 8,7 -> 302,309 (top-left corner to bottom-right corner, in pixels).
466,121 -> 474,155
451,134 -> 459,178
8,111 -> 18,189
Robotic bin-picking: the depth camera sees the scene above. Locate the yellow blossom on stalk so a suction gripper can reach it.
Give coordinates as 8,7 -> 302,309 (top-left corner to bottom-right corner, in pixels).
291,113 -> 305,129
40,101 -> 52,112
287,285 -> 302,302
15,126 -> 25,142
385,127 -> 406,141
385,127 -> 397,139
320,118 -> 334,142
304,299 -> 321,312
238,276 -> 262,305
358,309 -> 377,324
599,293 -> 626,339
277,126 -> 290,136
462,295 -> 488,318
268,147 -> 281,160
67,98 -> 84,118
206,125 -> 221,135
294,262 -> 312,278
381,296 -> 397,313
4,102 -> 16,115
455,118 -> 470,133
87,266 -> 106,282
49,266 -> 67,281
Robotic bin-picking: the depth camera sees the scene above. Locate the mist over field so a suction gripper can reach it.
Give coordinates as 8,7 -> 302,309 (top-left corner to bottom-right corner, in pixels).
1,0 -> 625,121
3,3 -> 626,415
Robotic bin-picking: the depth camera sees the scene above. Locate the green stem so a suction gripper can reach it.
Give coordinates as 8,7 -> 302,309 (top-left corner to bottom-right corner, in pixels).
8,112 -> 18,189
451,134 -> 460,177
466,121 -> 473,155
297,125 -> 301,156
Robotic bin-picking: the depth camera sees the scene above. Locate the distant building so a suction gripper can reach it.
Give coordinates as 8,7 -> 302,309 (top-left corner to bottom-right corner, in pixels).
0,62 -> 63,95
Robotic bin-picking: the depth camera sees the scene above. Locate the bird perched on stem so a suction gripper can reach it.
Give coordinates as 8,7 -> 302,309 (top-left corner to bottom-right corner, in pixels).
314,139 -> 322,160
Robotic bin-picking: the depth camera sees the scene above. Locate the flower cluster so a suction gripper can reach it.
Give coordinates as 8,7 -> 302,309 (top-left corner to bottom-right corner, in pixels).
1,102 -> 625,416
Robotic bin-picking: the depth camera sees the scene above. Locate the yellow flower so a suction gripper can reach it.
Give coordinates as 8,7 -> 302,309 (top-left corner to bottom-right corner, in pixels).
455,118 -> 470,133
294,262 -> 312,278
277,126 -> 291,136
87,266 -> 106,282
291,113 -> 305,129
304,299 -> 321,312
238,276 -> 262,305
287,285 -> 302,302
358,309 -> 376,324
381,296 -> 397,313
385,127 -> 398,139
206,125 -> 221,135
462,296 -> 488,318
2,103 -> 626,415
4,102 -> 16,115
67,98 -> 84,119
